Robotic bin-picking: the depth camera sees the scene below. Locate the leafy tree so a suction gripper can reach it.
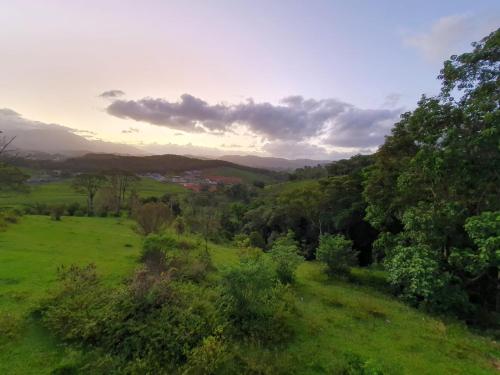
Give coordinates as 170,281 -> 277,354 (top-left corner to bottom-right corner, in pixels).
316,234 -> 357,277
71,173 -> 107,215
270,230 -> 303,284
364,30 -> 500,315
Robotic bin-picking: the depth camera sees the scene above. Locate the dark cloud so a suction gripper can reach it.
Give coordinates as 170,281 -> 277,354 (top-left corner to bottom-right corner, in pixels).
106,93 -> 402,149
325,108 -> 401,148
121,127 -> 139,134
262,141 -> 352,160
99,90 -> 125,98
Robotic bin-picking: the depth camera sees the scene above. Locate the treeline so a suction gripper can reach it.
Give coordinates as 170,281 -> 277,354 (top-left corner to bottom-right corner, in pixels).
237,30 -> 500,322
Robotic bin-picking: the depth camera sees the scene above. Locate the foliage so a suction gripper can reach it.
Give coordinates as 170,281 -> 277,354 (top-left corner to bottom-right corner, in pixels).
363,29 -> 500,317
71,173 -> 107,215
317,234 -> 357,277
220,253 -> 295,344
0,162 -> 29,192
270,230 -> 303,284
173,215 -> 186,237
1,216 -> 499,374
134,202 -> 173,235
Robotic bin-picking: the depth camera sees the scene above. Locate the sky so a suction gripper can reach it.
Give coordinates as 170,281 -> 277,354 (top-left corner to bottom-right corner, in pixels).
0,0 -> 499,159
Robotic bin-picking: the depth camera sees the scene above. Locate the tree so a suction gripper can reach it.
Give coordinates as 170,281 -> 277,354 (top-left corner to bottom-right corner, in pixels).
363,30 -> 500,316
0,162 -> 29,192
0,132 -> 28,192
134,202 -> 173,235
0,131 -> 16,156
316,234 -> 357,277
107,170 -> 140,214
270,230 -> 303,284
71,173 -> 107,215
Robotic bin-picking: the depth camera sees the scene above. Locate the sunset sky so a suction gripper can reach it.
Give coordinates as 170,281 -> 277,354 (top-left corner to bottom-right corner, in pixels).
1,0 -> 499,159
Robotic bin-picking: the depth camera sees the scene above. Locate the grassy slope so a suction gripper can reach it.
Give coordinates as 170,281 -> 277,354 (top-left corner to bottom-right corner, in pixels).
0,216 -> 141,374
0,217 -> 498,374
0,177 -> 186,208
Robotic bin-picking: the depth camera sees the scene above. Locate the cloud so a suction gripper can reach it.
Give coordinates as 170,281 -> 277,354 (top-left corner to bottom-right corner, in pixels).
262,141 -> 352,160
0,108 -> 140,155
106,93 -> 401,149
325,107 -> 401,148
382,93 -> 402,108
121,127 -> 139,134
99,90 -> 125,98
404,13 -> 500,62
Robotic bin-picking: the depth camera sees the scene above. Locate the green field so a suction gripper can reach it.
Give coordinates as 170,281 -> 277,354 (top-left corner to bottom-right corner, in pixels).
0,216 -> 142,374
1,216 -> 498,374
0,177 -> 187,208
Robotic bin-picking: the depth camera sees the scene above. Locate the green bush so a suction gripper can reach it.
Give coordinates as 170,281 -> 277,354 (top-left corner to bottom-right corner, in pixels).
40,263 -> 222,373
316,234 -> 357,277
220,254 -> 295,344
270,230 -> 303,284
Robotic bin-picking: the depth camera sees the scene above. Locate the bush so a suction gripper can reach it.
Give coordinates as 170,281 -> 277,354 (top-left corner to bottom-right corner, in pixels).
40,263 -> 222,373
270,230 -> 303,284
220,253 -> 295,344
134,202 -> 173,235
316,234 -> 357,277
50,205 -> 65,221
65,202 -> 83,216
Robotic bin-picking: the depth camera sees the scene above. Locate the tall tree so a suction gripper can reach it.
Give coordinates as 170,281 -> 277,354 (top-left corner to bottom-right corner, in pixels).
364,29 -> 500,316
72,173 -> 107,215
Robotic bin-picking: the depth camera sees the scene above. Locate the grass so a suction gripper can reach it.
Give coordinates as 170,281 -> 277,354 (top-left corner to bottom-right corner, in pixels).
0,177 -> 187,208
0,216 -> 498,374
0,215 -> 141,374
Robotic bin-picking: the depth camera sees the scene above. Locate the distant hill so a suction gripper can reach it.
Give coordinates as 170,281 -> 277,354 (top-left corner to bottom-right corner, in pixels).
218,155 -> 330,171
10,153 -> 282,182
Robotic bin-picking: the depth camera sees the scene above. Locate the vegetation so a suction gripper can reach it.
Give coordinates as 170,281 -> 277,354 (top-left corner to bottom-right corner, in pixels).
317,234 -> 357,277
1,216 -> 499,374
0,31 -> 499,374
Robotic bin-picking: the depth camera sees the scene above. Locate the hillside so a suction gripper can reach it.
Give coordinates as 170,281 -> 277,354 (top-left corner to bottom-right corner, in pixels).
8,153 -> 282,181
219,155 -> 330,171
0,216 -> 498,374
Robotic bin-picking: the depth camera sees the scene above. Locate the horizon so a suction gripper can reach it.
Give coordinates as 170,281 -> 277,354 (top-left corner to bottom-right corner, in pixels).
1,0 -> 499,159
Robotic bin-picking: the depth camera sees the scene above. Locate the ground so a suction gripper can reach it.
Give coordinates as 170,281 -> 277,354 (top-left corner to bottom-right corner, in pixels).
0,216 -> 498,374
0,177 -> 187,209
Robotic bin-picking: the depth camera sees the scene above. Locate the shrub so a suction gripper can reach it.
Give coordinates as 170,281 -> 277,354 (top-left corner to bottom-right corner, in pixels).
134,202 -> 173,235
172,215 -> 186,237
316,234 -> 357,277
65,202 -> 83,216
40,263 -> 222,373
50,205 -> 65,221
270,230 -> 303,284
182,335 -> 231,375
220,254 -> 294,344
